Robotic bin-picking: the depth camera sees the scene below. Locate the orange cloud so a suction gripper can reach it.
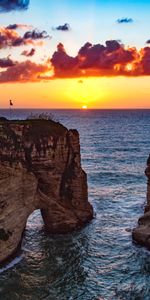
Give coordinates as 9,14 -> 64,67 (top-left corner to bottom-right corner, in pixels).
51,40 -> 150,78
0,27 -> 50,48
1,40 -> 150,83
0,60 -> 48,83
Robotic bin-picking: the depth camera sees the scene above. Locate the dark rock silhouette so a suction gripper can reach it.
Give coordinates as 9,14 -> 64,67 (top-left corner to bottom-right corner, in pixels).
0,118 -> 93,263
132,155 -> 150,248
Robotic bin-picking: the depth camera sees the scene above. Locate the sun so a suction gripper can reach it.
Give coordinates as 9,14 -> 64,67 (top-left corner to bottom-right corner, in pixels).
82,105 -> 88,109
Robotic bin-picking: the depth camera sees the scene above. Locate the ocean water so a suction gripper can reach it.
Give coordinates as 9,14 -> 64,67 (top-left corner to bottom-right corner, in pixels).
0,109 -> 150,300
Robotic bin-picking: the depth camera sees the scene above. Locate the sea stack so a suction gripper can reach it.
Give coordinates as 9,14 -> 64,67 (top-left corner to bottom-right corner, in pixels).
0,118 -> 93,264
132,155 -> 150,248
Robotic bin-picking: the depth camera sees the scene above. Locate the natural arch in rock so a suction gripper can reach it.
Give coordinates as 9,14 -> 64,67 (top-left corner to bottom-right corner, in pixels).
0,119 -> 93,263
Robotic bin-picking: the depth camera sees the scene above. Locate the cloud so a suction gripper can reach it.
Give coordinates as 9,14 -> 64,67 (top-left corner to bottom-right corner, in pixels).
1,40 -> 150,83
23,30 -> 50,40
140,47 -> 150,75
6,24 -> 32,30
146,40 -> 150,44
53,23 -> 70,31
0,27 -> 50,48
51,40 -> 135,77
0,27 -> 20,48
50,40 -> 150,78
106,40 -> 121,52
0,57 -> 15,68
117,18 -> 133,24
21,48 -> 35,56
0,60 -> 48,83
0,0 -> 30,12
51,43 -> 79,77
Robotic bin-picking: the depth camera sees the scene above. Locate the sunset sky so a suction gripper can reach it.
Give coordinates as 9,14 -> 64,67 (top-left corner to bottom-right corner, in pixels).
0,0 -> 150,108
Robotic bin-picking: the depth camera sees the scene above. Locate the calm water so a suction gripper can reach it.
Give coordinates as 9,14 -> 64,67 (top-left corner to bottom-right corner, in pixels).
0,109 -> 150,300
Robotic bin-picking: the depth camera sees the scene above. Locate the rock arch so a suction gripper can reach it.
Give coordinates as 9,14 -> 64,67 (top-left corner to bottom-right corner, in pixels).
0,119 -> 93,263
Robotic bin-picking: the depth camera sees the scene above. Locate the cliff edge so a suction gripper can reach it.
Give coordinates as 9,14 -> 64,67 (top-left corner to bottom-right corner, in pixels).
132,155 -> 150,248
0,118 -> 93,263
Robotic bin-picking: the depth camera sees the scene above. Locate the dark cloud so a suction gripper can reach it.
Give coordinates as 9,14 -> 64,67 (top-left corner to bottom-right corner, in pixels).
51,43 -> 79,77
54,23 -> 70,31
106,40 -> 121,52
50,40 -> 150,77
12,37 -> 24,46
23,30 -> 50,40
0,60 -> 48,83
117,18 -> 133,24
0,57 -> 15,68
140,47 -> 150,75
77,40 -> 135,71
21,48 -> 35,56
6,24 -> 31,30
146,40 -> 150,44
1,40 -> 150,83
0,0 -> 29,12
0,27 -> 50,49
6,24 -> 19,30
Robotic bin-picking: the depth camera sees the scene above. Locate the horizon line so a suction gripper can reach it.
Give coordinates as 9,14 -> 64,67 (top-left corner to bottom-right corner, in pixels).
1,107 -> 150,110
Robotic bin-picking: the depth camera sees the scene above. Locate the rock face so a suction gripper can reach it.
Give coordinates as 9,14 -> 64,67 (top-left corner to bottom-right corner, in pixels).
132,155 -> 150,248
0,119 -> 93,263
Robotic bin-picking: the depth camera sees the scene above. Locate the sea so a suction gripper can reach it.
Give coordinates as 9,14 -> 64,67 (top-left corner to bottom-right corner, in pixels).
0,109 -> 150,300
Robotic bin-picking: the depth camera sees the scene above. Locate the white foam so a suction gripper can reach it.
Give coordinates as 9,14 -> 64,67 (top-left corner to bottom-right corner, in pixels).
56,256 -> 63,265
0,255 -> 22,274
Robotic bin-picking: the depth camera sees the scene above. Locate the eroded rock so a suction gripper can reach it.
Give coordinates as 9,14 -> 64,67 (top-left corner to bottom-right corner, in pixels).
132,155 -> 150,248
0,119 -> 93,263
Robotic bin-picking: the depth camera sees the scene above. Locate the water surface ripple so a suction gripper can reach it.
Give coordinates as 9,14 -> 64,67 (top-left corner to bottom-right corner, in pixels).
0,109 -> 150,300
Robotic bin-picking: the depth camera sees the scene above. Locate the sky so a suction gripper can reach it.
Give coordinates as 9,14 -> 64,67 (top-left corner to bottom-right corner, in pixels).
0,0 -> 150,108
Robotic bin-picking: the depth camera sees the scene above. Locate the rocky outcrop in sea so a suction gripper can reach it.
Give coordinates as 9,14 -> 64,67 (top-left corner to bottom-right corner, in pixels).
0,118 -> 93,263
133,155 -> 150,248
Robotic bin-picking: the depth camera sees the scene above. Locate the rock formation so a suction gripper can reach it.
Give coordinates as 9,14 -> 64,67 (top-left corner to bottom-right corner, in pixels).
132,155 -> 150,248
0,118 -> 93,263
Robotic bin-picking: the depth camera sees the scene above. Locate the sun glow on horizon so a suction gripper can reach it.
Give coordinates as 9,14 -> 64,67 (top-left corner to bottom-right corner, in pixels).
82,105 -> 88,109
65,77 -> 108,108
1,76 -> 150,109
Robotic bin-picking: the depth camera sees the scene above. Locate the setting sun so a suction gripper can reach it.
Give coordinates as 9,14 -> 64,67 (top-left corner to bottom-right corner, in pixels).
82,105 -> 88,109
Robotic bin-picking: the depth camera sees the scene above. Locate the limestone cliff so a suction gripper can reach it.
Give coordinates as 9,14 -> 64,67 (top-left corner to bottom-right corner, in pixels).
132,155 -> 150,248
0,118 -> 93,263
